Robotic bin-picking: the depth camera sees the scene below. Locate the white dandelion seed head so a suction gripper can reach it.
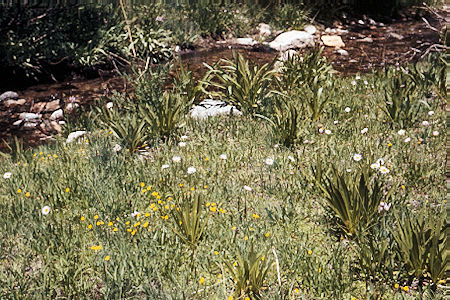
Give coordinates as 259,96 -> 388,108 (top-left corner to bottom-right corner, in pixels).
220,154 -> 227,160
3,172 -> 12,179
397,129 -> 406,136
353,154 -> 362,161
345,107 -> 351,113
243,185 -> 252,191
265,158 -> 274,166
172,156 -> 181,163
187,167 -> 196,174
41,205 -> 51,215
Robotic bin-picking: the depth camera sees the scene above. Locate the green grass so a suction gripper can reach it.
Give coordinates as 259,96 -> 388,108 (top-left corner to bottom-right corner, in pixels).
0,58 -> 446,299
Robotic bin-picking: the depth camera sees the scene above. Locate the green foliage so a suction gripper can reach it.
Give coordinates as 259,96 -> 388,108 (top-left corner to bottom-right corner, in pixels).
269,3 -> 310,31
277,48 -> 335,121
378,67 -> 427,129
313,165 -> 394,238
260,95 -> 304,148
170,193 -> 208,249
225,244 -> 273,299
205,52 -> 276,116
392,210 -> 446,283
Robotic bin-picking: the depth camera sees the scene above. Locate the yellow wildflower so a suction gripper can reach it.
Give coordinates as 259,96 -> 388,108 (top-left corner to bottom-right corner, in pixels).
104,256 -> 110,261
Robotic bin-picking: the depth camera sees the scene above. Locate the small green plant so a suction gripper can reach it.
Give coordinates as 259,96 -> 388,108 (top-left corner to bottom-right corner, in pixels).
269,3 -> 310,31
260,95 -> 304,148
225,244 -> 273,299
277,48 -> 335,121
170,193 -> 209,250
205,52 -> 276,116
391,210 -> 446,288
378,67 -> 428,128
313,165 -> 394,238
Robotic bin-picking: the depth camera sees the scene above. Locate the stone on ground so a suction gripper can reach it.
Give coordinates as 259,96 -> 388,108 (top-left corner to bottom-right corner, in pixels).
269,30 -> 314,51
191,99 -> 242,119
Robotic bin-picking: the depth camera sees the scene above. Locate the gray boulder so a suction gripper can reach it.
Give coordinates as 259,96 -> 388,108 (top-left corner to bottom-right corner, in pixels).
191,99 -> 242,119
0,91 -> 19,102
269,30 -> 314,51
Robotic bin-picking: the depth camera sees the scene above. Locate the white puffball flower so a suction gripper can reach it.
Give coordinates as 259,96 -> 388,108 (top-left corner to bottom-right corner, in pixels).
432,131 -> 439,136
178,142 -> 187,147
3,172 -> 12,179
379,166 -> 390,174
422,121 -> 429,126
187,167 -> 196,174
172,156 -> 181,163
397,129 -> 406,135
361,128 -> 368,134
180,135 -> 189,141
428,111 -> 434,116
346,169 -> 352,172
318,128 -> 324,134
265,158 -> 274,166
161,164 -> 170,170
404,137 -> 411,143
112,144 -> 122,152
106,102 -> 113,109
243,185 -> 252,191
353,153 -> 362,161
363,80 -> 368,85
288,156 -> 295,162
351,80 -> 357,86
345,107 -> 351,113
355,75 -> 361,80
325,129 -> 332,135
334,120 -> 339,125
41,206 -> 51,215
220,154 -> 227,160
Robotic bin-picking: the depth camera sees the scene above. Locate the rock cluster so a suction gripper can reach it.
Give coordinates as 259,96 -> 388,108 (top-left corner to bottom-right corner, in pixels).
0,91 -> 70,143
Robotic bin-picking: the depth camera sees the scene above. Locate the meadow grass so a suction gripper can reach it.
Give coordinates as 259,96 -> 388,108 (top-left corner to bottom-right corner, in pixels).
0,56 -> 446,299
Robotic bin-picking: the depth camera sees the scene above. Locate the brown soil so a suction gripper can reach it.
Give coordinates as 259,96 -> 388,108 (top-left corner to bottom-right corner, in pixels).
0,16 -> 443,151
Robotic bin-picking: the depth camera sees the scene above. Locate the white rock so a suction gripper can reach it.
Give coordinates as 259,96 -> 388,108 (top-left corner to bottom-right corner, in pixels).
269,30 -> 314,51
359,37 -> 373,43
13,120 -> 22,126
389,32 -> 404,40
303,25 -> 316,35
66,131 -> 86,143
3,99 -> 26,108
0,91 -> 19,102
23,121 -> 38,129
236,37 -> 257,46
50,109 -> 63,120
257,23 -> 272,37
19,112 -> 41,121
336,49 -> 349,56
190,99 -> 242,119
